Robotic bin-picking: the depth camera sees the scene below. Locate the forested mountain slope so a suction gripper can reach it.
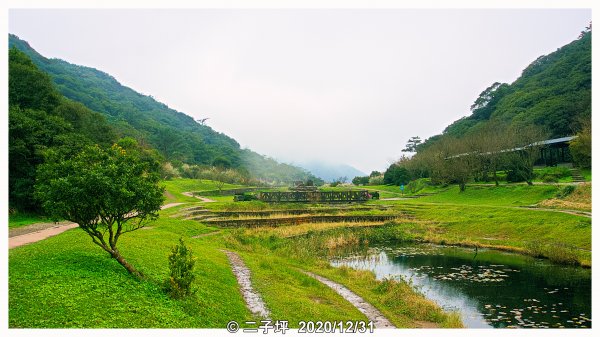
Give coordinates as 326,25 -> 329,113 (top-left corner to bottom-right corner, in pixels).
9,48 -> 117,210
10,34 -> 242,166
9,34 -> 316,183
438,30 -> 591,143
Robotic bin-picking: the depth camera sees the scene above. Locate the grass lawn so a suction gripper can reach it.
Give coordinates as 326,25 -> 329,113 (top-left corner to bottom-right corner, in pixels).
8,211 -> 52,229
409,184 -> 558,206
161,179 -> 245,203
9,178 -> 591,328
9,205 -> 251,328
405,203 -> 590,255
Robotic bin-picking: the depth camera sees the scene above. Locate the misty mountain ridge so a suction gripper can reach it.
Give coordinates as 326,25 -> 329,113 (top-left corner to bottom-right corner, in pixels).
297,161 -> 366,182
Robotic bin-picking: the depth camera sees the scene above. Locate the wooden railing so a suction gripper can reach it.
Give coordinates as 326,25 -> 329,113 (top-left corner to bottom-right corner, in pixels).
258,190 -> 370,203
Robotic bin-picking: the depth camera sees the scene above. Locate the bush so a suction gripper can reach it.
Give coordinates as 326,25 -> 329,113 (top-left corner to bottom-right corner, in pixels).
506,168 -> 527,183
406,178 -> 430,194
536,167 -> 571,182
556,185 -> 576,199
161,162 -> 180,179
383,165 -> 410,186
368,175 -> 384,185
166,238 -> 196,299
234,193 -> 257,201
570,120 -> 591,169
542,175 -> 559,183
352,176 -> 369,186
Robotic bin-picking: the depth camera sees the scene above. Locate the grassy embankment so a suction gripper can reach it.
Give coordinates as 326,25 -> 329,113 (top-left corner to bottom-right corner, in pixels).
384,183 -> 591,266
538,183 -> 591,212
9,179 -> 460,328
240,183 -> 591,266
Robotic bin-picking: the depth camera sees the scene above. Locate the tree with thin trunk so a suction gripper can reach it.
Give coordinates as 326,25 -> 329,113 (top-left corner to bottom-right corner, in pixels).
506,125 -> 549,186
212,168 -> 228,194
470,120 -> 512,186
445,137 -> 474,192
35,144 -> 165,278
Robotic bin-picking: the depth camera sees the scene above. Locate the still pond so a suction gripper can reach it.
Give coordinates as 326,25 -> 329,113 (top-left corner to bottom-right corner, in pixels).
330,243 -> 591,328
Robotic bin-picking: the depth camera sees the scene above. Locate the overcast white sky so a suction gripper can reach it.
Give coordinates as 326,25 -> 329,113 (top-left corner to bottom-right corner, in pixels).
8,9 -> 591,173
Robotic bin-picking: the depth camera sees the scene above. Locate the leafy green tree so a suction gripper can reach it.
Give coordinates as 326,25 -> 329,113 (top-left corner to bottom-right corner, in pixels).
35,144 -> 165,278
212,156 -> 232,170
569,118 -> 591,169
9,47 -> 60,111
9,47 -> 117,212
9,106 -> 74,210
53,99 -> 115,147
468,82 -> 510,121
383,165 -> 410,186
352,176 -> 370,186
505,125 -> 549,185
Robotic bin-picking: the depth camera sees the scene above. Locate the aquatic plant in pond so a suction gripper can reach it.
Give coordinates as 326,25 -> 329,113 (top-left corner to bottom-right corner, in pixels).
330,243 -> 591,329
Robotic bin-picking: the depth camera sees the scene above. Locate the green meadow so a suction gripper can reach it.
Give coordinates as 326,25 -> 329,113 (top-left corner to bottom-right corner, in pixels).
9,179 -> 591,328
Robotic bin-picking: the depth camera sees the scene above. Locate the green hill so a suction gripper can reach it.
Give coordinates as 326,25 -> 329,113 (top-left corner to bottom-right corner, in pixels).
9,34 -> 316,184
440,31 -> 590,141
9,47 -> 117,210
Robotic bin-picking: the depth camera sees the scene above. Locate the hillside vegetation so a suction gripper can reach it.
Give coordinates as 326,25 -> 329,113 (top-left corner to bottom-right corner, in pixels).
443,30 -> 590,139
9,48 -> 117,211
9,34 -> 317,185
380,29 -> 591,189
8,35 -> 322,213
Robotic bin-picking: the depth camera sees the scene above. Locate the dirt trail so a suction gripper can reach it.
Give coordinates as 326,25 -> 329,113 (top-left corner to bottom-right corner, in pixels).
223,250 -> 270,319
9,223 -> 79,249
9,202 -> 186,249
182,192 -> 216,202
302,271 -> 395,328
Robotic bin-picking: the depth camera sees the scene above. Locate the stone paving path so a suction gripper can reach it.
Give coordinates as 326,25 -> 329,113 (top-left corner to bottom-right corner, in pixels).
223,250 -> 270,319
302,271 -> 395,328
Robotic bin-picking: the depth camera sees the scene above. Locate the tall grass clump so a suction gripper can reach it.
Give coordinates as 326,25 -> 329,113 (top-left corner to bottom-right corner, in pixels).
525,240 -> 580,266
556,185 -> 576,198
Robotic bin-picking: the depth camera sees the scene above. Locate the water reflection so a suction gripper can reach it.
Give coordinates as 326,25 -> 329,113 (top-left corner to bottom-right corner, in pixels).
330,243 -> 591,328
